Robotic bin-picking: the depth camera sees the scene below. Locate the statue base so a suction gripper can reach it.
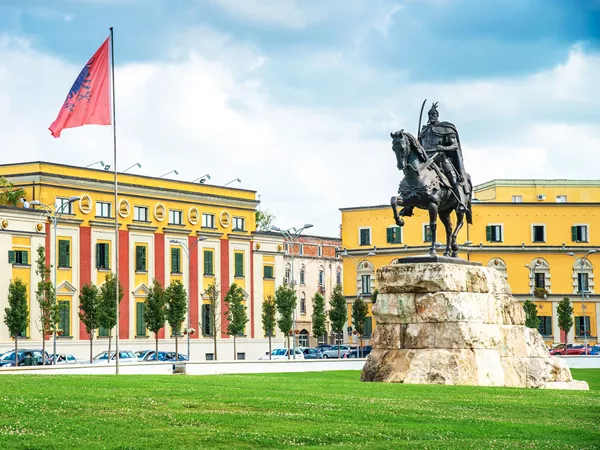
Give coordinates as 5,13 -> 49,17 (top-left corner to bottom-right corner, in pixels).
396,255 -> 481,266
361,263 -> 588,390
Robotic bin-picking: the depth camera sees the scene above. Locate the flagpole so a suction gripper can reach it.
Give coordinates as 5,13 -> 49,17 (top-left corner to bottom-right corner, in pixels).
110,26 -> 120,376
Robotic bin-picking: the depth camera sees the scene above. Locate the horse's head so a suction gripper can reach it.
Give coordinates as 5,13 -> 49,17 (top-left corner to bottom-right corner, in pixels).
391,129 -> 409,171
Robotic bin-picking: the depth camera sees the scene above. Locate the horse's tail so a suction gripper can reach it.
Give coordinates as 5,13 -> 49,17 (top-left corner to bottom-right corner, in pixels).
466,176 -> 473,224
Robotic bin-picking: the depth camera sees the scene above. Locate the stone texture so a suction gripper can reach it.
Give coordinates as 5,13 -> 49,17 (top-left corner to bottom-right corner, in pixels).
362,262 -> 589,390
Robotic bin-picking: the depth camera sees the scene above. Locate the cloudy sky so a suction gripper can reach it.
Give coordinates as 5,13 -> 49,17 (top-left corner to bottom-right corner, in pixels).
0,0 -> 599,236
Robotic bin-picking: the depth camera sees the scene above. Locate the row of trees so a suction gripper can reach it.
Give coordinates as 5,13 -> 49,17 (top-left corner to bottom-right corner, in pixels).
523,297 -> 577,342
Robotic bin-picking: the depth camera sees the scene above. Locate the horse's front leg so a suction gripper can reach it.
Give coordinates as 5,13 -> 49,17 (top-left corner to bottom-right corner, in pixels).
428,202 -> 438,256
391,196 -> 404,227
438,210 -> 453,257
451,210 -> 466,257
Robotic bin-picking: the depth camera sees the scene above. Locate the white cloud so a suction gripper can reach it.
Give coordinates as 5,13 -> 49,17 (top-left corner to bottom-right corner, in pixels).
209,0 -> 314,29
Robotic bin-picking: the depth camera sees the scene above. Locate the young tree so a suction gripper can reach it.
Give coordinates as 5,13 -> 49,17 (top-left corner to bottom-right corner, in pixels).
329,284 -> 347,358
98,272 -> 124,361
275,284 -> 296,359
523,299 -> 540,329
255,209 -> 276,231
352,297 -> 368,357
34,245 -> 58,365
166,280 -> 187,361
79,283 -> 100,363
204,282 -> 220,360
224,283 -> 248,360
311,292 -> 327,346
262,294 -> 277,359
4,278 -> 29,366
145,278 -> 167,359
557,297 -> 574,345
0,176 -> 25,206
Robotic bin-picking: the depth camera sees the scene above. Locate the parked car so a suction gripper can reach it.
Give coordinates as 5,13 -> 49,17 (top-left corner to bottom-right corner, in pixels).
343,346 -> 373,358
143,351 -> 188,362
135,350 -> 154,360
259,348 -> 304,360
0,349 -> 51,367
92,350 -> 140,363
300,347 -> 321,359
320,345 -> 351,358
589,346 -> 600,355
550,344 -> 593,355
49,353 -> 79,364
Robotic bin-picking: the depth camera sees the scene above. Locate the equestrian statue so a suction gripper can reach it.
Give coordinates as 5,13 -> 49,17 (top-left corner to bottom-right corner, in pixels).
390,101 -> 472,258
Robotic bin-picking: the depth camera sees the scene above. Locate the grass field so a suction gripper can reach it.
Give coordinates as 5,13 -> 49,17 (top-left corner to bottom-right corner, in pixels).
0,369 -> 598,449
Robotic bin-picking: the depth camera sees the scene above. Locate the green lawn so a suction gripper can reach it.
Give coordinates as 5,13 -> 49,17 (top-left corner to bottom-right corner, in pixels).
0,370 -> 598,449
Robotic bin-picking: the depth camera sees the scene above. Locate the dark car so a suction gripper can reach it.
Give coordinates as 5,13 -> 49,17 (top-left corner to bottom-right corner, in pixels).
143,351 -> 188,362
300,347 -> 321,359
343,345 -> 372,359
0,349 -> 51,367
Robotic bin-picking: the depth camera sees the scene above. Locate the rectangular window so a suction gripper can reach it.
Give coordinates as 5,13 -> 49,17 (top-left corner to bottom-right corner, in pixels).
134,206 -> 148,222
202,304 -> 214,336
205,353 -> 214,361
486,225 -> 503,242
203,250 -> 214,275
263,265 -> 274,279
512,195 -> 523,203
8,250 -> 29,265
575,316 -> 591,336
96,201 -> 111,218
96,243 -> 110,269
237,353 -> 246,360
171,247 -> 181,273
168,210 -> 183,225
363,316 -> 373,338
361,275 -> 371,295
202,213 -> 215,228
98,326 -> 109,337
135,246 -> 147,272
234,252 -> 244,277
571,225 -> 588,243
538,316 -> 552,336
386,226 -> 402,244
56,197 -> 72,214
233,217 -> 245,231
58,240 -> 70,267
577,273 -> 589,293
58,301 -> 70,337
336,269 -> 342,286
136,302 -> 147,337
300,296 -> 306,315
300,268 -> 305,285
534,272 -> 546,289
359,228 -> 371,246
318,245 -> 323,257
556,195 -> 567,203
423,224 -> 432,243
299,244 -> 304,256
532,225 -> 545,243
319,270 -> 324,286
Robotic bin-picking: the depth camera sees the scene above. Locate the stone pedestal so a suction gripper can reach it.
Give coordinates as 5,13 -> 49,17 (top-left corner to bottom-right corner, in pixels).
361,262 -> 588,390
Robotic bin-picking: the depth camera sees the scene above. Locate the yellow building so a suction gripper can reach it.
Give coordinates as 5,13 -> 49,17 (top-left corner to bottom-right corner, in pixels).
340,179 -> 600,346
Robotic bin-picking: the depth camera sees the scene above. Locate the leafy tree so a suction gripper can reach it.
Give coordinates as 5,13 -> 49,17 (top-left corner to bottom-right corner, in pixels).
352,297 -> 369,357
255,209 -> 275,232
224,283 -> 248,360
79,283 -> 100,363
328,284 -> 347,358
275,284 -> 296,359
204,282 -> 220,360
523,299 -> 540,329
166,280 -> 187,361
261,294 -> 277,359
311,292 -> 327,344
0,176 -> 25,206
4,278 -> 29,366
145,278 -> 167,358
34,245 -> 58,365
98,272 -> 124,361
557,297 -> 574,344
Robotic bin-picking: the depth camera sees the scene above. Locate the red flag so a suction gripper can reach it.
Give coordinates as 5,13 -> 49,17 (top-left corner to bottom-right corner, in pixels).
49,38 -> 111,138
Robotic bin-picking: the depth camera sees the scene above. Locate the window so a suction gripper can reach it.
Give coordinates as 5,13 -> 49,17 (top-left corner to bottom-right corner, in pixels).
336,267 -> 342,286
169,209 -> 183,225
171,247 -> 181,273
58,301 -> 70,337
299,244 -> 304,256
96,243 -> 110,269
538,316 -> 552,336
512,195 -> 523,203
298,330 -> 309,347
202,213 -> 215,228
203,250 -> 214,276
58,240 -> 70,267
359,228 -> 371,246
283,243 -> 289,254
319,269 -> 324,287
577,273 -> 589,293
135,246 -> 147,272
363,316 -> 373,338
572,225 -> 588,243
300,292 -> 306,315
532,225 -> 545,243
556,195 -> 567,203
575,316 -> 591,336
136,302 -> 147,337
134,206 -> 148,222
361,275 -> 371,295
486,225 -> 503,242
234,252 -> 244,277
236,353 -> 246,360
386,226 -> 402,244
300,265 -> 305,284
96,201 -> 111,218
423,224 -> 432,243
202,304 -> 214,336
285,264 -> 291,282
318,245 -> 323,257
8,250 -> 29,265
56,197 -> 73,214
233,217 -> 245,231
263,265 -> 274,279
534,272 -> 546,289
205,353 -> 214,361
98,326 -> 109,337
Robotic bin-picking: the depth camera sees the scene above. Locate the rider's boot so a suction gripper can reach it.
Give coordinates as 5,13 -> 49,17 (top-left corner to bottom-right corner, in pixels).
452,182 -> 467,212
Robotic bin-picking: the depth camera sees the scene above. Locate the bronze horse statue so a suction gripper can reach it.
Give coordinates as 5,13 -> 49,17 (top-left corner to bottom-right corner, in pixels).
390,130 -> 472,257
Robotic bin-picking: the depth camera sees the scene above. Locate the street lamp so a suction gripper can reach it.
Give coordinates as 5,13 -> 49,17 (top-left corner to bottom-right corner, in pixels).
339,246 -> 376,357
86,161 -> 111,170
192,174 -> 211,184
567,250 -> 596,354
271,223 -> 313,359
170,237 -> 207,360
223,178 -> 241,187
159,170 -> 179,178
24,196 -> 81,364
123,162 -> 141,173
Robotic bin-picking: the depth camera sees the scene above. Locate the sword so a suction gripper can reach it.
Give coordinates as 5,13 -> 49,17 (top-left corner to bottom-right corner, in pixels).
417,98 -> 427,142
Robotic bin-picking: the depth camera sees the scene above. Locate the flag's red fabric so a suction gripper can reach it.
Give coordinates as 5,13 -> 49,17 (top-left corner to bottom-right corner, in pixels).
49,38 -> 111,138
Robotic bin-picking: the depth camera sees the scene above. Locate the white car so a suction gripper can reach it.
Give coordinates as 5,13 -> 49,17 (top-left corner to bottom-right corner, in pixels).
92,350 -> 140,364
49,353 -> 79,364
259,348 -> 304,360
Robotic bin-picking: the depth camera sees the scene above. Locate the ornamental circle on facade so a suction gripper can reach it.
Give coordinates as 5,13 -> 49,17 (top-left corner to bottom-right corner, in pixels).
119,199 -> 130,218
219,210 -> 231,228
154,203 -> 166,222
78,195 -> 92,214
188,207 -> 199,225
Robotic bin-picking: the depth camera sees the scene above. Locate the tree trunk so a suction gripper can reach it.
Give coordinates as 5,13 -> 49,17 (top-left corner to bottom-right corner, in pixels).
213,334 -> 217,361
42,333 -> 46,365
233,335 -> 237,360
287,334 -> 290,360
14,335 -> 18,367
338,333 -> 341,358
107,335 -> 112,363
175,332 -> 179,361
155,333 -> 159,361
89,335 -> 94,364
268,334 -> 272,360
359,336 -> 362,358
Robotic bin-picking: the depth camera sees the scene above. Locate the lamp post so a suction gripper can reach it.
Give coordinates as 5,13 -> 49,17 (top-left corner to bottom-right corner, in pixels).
271,224 -> 313,359
567,250 -> 596,355
24,196 -> 81,364
339,246 -> 376,357
170,237 -> 207,361
123,162 -> 141,173
159,170 -> 178,178
223,178 -> 241,187
192,174 -> 211,183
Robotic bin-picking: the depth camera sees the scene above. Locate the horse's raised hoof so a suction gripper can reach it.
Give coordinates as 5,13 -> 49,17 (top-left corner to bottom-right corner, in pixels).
395,218 -> 404,227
